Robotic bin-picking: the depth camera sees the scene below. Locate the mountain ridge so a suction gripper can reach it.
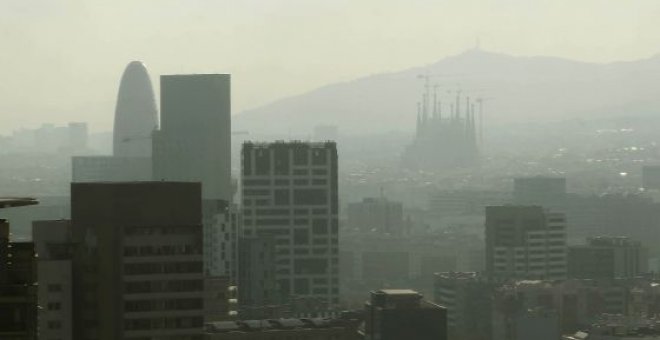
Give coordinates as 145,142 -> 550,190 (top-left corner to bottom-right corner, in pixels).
234,49 -> 660,135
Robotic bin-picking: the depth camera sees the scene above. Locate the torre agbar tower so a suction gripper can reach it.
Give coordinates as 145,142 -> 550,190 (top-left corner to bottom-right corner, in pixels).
113,61 -> 159,158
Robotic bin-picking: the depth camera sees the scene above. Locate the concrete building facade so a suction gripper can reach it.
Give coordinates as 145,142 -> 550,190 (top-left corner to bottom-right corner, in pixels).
434,272 -> 492,340
153,74 -> 231,201
568,236 -> 647,279
241,141 -> 339,308
71,182 -> 205,340
237,235 -> 279,318
486,206 -> 567,281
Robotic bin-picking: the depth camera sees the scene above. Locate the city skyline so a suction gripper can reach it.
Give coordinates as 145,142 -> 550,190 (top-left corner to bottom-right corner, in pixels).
1,0 -> 660,132
2,2 -> 660,339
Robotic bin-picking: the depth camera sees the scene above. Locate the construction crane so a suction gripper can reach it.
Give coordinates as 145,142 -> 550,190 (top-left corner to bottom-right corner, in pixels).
417,73 -> 462,119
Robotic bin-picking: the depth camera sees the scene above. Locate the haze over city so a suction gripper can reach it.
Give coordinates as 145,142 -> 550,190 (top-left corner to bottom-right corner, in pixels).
2,0 -> 660,132
2,1 -> 660,340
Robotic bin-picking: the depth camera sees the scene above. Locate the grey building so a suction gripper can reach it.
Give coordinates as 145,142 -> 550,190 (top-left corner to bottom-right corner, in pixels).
202,200 -> 240,280
364,289 -> 447,340
568,236 -> 647,279
485,206 -> 567,281
346,197 -> 404,235
237,235 -> 279,318
153,74 -> 231,201
434,272 -> 492,340
241,141 -> 339,308
71,182 -> 205,340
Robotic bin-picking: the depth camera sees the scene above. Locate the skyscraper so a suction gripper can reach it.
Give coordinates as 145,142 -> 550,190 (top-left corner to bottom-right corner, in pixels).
71,182 -> 205,340
241,141 -> 339,308
73,61 -> 157,182
113,61 -> 159,157
153,74 -> 232,201
485,206 -> 567,281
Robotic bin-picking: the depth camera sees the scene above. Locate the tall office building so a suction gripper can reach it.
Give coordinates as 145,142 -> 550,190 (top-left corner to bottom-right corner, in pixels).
153,74 -> 231,201
73,61 -> 157,182
71,182 -> 205,340
113,61 -> 159,157
364,289 -> 447,340
241,141 -> 339,308
33,220 -> 74,340
485,206 -> 567,281
568,236 -> 646,279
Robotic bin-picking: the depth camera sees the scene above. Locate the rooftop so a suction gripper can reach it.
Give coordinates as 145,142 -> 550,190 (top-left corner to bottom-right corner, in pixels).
205,318 -> 345,333
0,198 -> 38,209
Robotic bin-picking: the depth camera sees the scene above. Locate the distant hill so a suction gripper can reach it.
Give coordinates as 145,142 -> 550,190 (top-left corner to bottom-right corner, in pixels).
233,49 -> 660,135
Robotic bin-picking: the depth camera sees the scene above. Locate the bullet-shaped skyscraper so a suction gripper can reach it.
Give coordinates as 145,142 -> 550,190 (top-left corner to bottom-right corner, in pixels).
74,61 -> 157,182
153,74 -> 232,201
113,61 -> 159,158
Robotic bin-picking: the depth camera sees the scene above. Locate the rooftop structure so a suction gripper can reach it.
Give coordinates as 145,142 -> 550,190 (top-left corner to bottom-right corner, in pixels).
365,289 -> 447,340
0,198 -> 38,209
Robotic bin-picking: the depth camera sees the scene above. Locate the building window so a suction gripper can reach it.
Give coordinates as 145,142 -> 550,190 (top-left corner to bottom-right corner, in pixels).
293,189 -> 327,205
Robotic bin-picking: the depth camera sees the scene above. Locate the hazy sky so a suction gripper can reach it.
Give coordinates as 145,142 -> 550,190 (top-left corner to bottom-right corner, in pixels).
1,0 -> 659,133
